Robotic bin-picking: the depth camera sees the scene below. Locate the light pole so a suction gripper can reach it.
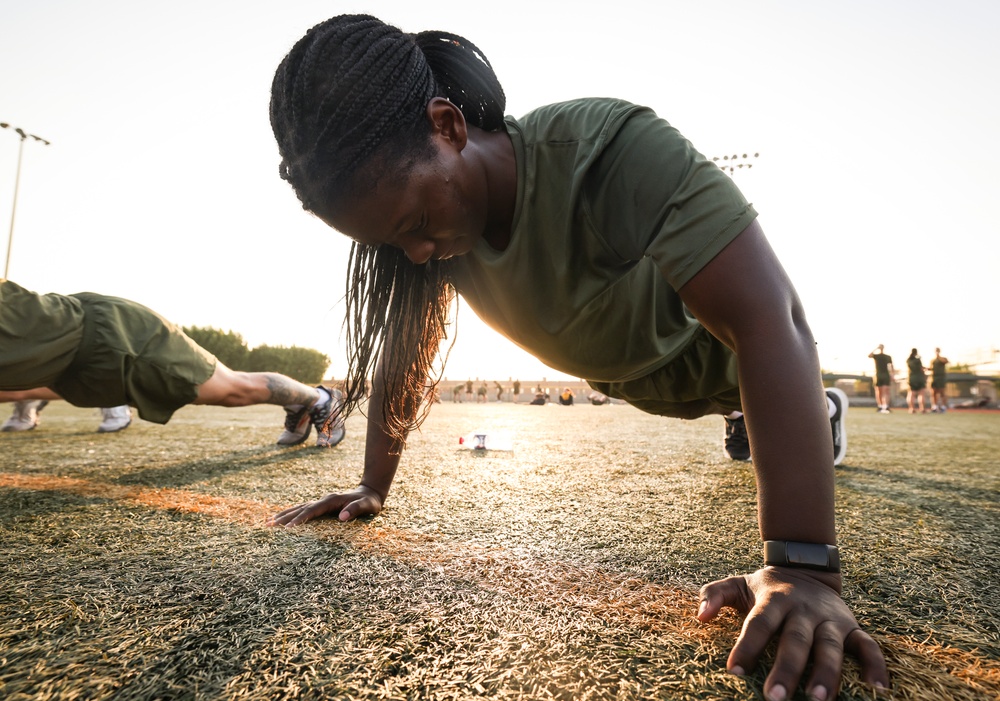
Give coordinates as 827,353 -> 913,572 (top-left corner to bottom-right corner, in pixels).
1,122 -> 51,279
711,152 -> 759,175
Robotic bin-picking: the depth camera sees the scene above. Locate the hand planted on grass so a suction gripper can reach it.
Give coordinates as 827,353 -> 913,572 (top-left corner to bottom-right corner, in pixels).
697,567 -> 888,701
266,485 -> 383,527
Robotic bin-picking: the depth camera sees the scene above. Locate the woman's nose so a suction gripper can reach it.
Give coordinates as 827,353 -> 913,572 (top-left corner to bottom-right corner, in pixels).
401,237 -> 435,265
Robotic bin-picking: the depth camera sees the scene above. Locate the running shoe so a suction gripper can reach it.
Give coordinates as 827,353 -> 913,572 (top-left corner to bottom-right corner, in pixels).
723,414 -> 751,461
313,387 -> 346,448
97,405 -> 132,433
277,386 -> 345,447
1,399 -> 48,432
277,403 -> 313,446
827,387 -> 848,466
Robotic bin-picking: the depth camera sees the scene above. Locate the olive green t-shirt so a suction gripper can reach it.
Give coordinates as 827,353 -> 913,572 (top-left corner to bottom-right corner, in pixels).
1,279 -> 216,424
0,279 -> 85,389
450,98 -> 757,385
931,358 -> 947,383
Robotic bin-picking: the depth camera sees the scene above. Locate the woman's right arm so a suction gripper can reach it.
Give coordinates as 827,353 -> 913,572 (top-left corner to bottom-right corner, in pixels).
267,361 -> 408,526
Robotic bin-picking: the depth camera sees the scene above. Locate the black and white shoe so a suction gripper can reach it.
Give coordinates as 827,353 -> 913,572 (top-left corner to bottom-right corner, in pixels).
826,387 -> 848,466
723,414 -> 751,462
313,387 -> 345,448
276,387 -> 345,448
277,402 -> 313,446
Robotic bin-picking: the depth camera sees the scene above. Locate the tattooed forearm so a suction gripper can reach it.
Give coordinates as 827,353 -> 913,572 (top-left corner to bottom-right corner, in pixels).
264,374 -> 318,406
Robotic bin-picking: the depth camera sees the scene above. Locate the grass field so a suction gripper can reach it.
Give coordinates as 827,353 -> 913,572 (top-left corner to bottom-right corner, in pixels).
1,400 -> 997,700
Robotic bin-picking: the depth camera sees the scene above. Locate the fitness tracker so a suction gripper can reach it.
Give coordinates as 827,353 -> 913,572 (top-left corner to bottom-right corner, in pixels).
764,540 -> 841,573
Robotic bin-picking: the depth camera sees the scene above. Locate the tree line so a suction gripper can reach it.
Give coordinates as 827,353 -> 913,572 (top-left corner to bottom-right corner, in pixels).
183,326 -> 330,385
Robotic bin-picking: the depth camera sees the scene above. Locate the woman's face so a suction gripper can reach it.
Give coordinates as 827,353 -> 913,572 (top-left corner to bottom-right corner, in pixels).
320,133 -> 489,265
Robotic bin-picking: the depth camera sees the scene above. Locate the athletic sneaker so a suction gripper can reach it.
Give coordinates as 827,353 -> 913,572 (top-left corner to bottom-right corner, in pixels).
1,399 -> 48,432
314,388 -> 346,448
97,405 -> 132,433
276,386 -> 345,448
827,387 -> 848,466
723,414 -> 751,461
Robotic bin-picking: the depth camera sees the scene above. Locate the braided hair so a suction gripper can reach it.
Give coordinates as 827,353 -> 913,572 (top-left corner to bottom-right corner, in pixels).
270,14 -> 506,446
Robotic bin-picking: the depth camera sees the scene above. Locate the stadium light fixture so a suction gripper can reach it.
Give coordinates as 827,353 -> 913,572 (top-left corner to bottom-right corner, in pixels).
711,152 -> 759,175
1,121 -> 51,279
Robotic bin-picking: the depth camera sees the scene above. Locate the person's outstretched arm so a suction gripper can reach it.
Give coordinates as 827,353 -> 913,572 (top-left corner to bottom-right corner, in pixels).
679,220 -> 889,700
267,359 -> 406,526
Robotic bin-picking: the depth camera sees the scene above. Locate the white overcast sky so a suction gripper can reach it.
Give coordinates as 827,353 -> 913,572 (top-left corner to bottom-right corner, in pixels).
2,0 -> 998,380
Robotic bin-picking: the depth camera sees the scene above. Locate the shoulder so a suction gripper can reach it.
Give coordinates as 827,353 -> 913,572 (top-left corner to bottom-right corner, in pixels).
511,98 -> 651,142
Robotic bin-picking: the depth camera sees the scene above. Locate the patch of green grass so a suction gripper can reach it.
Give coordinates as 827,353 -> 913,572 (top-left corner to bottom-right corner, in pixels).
1,401 -> 997,700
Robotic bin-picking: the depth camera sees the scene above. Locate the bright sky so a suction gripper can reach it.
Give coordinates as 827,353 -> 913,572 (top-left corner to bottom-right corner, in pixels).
2,0 -> 998,381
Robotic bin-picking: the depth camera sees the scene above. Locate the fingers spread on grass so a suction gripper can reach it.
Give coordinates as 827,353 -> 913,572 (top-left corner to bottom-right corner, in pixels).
273,505 -> 313,527
339,504 -> 357,521
844,626 -> 891,692
764,619 -> 816,701
801,620 -> 845,701
339,493 -> 382,521
271,495 -> 345,526
698,575 -> 753,623
727,599 -> 784,677
266,504 -> 302,527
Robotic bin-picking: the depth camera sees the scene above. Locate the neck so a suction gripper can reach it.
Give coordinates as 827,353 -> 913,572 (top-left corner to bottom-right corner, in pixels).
474,127 -> 516,251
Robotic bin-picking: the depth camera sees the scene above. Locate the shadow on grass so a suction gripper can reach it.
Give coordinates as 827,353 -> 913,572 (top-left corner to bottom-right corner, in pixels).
0,495 -> 360,698
111,444 -> 334,489
836,463 -> 999,512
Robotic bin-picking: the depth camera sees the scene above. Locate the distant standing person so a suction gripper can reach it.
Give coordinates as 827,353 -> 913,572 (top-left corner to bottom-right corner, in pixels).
906,348 -> 930,414
867,345 -> 894,413
494,380 -> 504,402
465,379 -> 474,402
930,348 -> 949,413
512,379 -> 521,401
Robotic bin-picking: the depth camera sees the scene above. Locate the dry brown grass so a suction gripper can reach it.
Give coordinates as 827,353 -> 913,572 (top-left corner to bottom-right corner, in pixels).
1,401 -> 997,700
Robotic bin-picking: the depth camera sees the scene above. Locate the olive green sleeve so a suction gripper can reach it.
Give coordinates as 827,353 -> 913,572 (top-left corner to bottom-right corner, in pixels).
584,108 -> 757,291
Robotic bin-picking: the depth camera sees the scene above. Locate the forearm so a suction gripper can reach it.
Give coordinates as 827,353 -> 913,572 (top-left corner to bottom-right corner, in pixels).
677,221 -> 838,546
361,398 -> 402,503
737,323 -> 837,545
359,363 -> 410,503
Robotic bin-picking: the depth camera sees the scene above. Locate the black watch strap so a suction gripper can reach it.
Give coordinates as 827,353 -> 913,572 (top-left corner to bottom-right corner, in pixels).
764,540 -> 841,573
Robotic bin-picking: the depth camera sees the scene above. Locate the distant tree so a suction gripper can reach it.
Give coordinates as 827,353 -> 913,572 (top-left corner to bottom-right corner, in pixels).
183,326 -> 250,370
247,345 -> 330,385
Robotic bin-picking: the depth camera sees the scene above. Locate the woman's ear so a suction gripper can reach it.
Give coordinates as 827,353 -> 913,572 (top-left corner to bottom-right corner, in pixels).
426,97 -> 468,149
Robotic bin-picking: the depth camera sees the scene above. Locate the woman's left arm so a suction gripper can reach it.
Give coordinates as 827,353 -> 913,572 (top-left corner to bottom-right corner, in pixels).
678,219 -> 889,699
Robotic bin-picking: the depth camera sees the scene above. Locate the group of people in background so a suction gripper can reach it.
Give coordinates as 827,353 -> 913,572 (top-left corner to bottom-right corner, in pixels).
450,379 -> 524,403
868,345 -> 950,414
446,380 -> 612,407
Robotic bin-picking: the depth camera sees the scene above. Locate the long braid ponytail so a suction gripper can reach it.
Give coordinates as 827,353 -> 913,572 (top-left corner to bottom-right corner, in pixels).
269,15 -> 505,446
